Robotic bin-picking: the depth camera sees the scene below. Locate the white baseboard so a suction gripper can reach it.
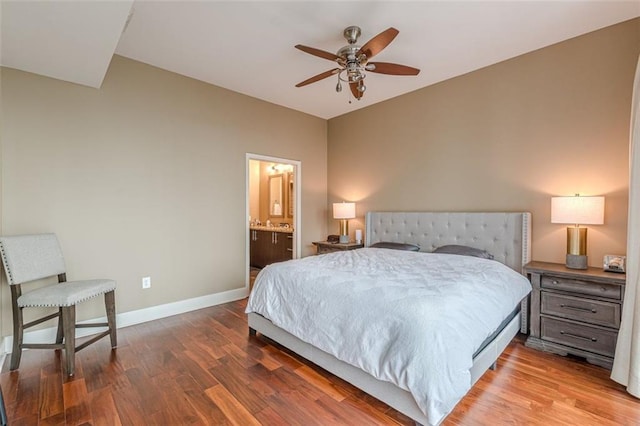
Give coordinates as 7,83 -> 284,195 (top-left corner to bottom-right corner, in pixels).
1,287 -> 249,355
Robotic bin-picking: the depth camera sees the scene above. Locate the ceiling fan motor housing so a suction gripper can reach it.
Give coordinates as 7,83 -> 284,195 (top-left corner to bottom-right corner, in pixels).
337,45 -> 361,61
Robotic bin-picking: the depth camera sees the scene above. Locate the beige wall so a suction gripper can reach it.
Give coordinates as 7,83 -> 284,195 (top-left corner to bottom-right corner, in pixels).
1,55 -> 328,335
328,18 -> 640,267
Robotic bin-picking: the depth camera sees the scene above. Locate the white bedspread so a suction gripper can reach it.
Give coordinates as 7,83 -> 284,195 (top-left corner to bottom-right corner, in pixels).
246,248 -> 531,425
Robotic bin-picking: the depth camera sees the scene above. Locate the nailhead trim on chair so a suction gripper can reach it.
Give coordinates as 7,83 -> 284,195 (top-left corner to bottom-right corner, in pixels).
17,279 -> 117,307
0,242 -> 14,285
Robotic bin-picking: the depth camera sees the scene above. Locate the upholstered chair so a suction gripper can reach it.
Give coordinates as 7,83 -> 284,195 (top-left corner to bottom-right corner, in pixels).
0,234 -> 117,376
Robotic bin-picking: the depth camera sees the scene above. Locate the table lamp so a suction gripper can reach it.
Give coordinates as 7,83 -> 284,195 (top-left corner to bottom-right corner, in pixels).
333,202 -> 356,243
551,195 -> 604,269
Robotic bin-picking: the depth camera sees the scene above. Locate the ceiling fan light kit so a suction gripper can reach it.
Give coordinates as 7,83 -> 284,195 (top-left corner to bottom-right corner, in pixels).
295,26 -> 420,102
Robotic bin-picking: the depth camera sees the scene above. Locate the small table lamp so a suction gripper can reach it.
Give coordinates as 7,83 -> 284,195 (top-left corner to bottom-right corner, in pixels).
333,202 -> 356,244
551,195 -> 604,269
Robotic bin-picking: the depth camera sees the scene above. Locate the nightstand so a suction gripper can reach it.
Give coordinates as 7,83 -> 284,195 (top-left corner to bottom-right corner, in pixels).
312,241 -> 364,255
524,261 -> 625,369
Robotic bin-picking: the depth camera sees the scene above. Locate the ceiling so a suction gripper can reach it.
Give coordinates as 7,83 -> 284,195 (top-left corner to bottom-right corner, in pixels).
2,1 -> 639,119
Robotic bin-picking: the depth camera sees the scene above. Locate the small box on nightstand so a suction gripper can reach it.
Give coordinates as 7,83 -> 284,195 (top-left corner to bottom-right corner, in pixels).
603,255 -> 626,273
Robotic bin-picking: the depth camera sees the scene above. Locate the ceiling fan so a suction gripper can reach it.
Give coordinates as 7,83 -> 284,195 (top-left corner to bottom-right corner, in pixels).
295,26 -> 420,101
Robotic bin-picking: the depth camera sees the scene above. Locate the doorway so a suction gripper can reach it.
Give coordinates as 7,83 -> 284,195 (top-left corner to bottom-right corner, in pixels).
246,154 -> 301,289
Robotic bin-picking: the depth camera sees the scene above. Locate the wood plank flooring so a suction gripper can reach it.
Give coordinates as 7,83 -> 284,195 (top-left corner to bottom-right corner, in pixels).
1,298 -> 638,425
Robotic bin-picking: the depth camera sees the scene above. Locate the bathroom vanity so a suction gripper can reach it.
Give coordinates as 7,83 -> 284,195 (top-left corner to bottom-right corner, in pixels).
249,226 -> 293,269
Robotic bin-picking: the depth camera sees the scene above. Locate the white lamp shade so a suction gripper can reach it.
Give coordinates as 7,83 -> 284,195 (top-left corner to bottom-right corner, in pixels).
333,202 -> 356,219
551,196 -> 605,225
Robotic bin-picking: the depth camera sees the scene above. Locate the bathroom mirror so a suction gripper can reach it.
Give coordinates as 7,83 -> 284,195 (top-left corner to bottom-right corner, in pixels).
269,174 -> 284,218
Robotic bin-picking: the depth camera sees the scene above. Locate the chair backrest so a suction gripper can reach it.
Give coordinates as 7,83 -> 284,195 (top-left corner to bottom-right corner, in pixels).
0,234 -> 66,285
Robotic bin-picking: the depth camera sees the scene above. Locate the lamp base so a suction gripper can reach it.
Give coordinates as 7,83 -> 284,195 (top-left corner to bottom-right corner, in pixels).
566,254 -> 588,270
339,234 -> 349,244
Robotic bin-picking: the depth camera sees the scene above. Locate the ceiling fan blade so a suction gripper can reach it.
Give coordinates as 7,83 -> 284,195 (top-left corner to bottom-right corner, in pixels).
295,68 -> 341,87
357,27 -> 399,59
349,82 -> 364,100
368,62 -> 420,76
295,44 -> 340,62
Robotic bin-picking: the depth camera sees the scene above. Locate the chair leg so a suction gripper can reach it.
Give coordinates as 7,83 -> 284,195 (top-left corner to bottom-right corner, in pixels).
61,306 -> 76,376
104,290 -> 117,348
55,308 -> 64,345
10,307 -> 24,370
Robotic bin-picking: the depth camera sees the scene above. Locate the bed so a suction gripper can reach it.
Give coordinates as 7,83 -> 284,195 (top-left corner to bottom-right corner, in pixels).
246,211 -> 532,425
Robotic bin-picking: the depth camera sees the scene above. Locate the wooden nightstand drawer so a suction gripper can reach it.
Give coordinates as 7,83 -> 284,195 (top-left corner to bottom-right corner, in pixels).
541,293 -> 620,328
541,317 -> 618,358
540,276 -> 621,300
317,245 -> 338,255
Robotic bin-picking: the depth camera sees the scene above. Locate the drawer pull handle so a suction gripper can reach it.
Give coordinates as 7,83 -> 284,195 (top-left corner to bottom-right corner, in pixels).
560,304 -> 597,314
560,330 -> 597,342
286,248 -> 293,252
552,280 -> 559,285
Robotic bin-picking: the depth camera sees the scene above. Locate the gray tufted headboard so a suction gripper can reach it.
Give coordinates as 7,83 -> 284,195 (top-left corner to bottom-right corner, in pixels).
365,212 -> 531,273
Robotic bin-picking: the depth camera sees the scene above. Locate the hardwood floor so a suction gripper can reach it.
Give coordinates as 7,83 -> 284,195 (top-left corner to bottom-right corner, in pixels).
1,298 -> 638,425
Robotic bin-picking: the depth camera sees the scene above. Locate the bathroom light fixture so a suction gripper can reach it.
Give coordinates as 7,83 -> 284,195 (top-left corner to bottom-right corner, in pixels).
551,194 -> 605,269
333,202 -> 356,244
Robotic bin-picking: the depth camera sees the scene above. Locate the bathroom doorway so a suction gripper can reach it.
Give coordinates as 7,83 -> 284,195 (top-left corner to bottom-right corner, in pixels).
246,154 -> 301,289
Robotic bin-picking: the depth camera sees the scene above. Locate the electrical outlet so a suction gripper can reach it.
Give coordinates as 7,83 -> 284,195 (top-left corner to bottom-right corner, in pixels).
142,276 -> 151,289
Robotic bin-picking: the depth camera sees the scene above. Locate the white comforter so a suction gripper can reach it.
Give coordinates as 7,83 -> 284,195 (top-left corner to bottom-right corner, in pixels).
246,248 -> 531,425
